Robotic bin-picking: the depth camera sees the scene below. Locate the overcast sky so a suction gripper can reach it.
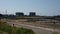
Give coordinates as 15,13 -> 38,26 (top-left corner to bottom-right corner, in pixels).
0,0 -> 60,16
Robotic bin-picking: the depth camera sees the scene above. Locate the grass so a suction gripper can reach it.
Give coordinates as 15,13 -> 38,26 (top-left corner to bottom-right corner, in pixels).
52,32 -> 59,34
0,31 -> 2,34
0,21 -> 35,34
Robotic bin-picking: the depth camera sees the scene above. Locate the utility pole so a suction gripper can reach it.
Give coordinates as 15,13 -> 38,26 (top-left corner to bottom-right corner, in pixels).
5,10 -> 7,23
5,10 -> 7,15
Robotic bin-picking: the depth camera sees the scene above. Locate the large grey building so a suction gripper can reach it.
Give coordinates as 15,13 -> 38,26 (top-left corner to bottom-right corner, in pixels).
29,12 -> 36,16
16,12 -> 24,16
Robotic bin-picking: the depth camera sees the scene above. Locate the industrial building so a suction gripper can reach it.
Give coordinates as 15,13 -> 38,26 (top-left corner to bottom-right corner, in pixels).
16,12 -> 24,16
29,12 -> 36,16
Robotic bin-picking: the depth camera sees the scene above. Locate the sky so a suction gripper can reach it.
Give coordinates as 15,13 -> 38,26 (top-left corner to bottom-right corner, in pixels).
0,0 -> 60,16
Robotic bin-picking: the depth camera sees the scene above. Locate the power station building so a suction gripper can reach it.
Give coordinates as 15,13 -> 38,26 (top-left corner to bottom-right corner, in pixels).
29,12 -> 36,16
16,12 -> 36,16
16,12 -> 24,16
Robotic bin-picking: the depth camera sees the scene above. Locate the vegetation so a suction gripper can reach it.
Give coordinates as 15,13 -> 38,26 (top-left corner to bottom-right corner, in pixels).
52,32 -> 58,34
0,21 -> 35,34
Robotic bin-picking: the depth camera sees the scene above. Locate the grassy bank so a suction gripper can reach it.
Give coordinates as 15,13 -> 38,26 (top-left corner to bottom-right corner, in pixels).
0,21 -> 35,34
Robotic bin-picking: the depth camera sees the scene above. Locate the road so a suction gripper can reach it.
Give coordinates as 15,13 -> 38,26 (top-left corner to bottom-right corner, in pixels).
6,21 -> 60,34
